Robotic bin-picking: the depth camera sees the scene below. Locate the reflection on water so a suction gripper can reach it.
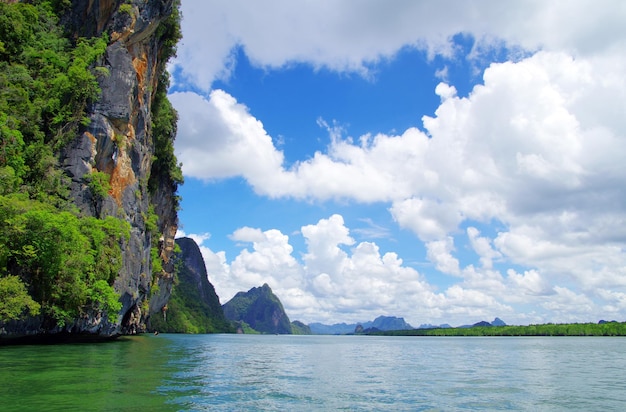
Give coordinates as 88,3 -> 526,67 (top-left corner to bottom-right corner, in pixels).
2,334 -> 626,411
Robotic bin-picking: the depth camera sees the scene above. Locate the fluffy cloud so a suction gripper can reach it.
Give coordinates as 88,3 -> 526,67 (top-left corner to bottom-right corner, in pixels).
541,286 -> 596,322
390,198 -> 463,241
467,227 -> 501,269
506,269 -> 553,297
169,90 -> 292,194
173,1 -> 626,90
425,237 -> 460,276
175,50 -> 626,234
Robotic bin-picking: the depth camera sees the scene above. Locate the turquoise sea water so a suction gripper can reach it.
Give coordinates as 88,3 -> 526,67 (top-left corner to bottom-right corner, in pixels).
1,334 -> 626,411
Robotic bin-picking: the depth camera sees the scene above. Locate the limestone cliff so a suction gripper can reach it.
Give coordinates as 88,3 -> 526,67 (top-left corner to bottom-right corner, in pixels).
0,0 -> 181,340
61,0 -> 181,336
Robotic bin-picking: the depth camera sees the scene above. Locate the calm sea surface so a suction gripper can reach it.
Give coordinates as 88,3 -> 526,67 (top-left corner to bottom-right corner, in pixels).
1,334 -> 625,411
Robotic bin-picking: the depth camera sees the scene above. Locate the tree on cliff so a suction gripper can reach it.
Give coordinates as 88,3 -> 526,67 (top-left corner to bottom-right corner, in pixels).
0,276 -> 40,322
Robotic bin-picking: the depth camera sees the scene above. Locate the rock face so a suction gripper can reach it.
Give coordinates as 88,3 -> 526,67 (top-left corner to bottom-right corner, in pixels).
62,0 -> 180,336
148,238 -> 232,333
73,0 -> 178,336
0,1 -> 180,340
222,284 -> 292,334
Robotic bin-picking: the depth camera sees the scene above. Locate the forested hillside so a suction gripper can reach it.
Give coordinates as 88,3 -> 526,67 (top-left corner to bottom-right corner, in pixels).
222,284 -> 293,334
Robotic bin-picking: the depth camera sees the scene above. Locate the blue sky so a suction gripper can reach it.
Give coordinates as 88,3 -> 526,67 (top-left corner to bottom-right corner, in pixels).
168,1 -> 626,326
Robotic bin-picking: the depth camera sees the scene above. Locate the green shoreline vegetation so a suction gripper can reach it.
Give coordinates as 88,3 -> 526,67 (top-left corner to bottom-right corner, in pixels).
366,321 -> 626,337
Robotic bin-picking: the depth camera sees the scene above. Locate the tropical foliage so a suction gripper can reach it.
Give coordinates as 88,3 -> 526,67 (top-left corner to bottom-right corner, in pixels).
0,1 -> 128,325
148,0 -> 183,209
0,1 -> 107,201
0,194 -> 129,324
0,275 -> 40,321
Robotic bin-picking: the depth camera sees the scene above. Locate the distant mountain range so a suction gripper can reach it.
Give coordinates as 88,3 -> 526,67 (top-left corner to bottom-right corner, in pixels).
310,316 -> 414,334
309,317 -> 507,334
417,323 -> 453,329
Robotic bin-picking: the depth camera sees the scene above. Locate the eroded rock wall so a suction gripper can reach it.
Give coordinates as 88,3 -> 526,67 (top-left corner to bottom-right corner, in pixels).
60,0 -> 179,336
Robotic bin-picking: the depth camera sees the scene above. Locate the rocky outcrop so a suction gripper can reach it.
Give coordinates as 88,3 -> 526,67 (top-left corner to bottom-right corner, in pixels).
174,238 -> 222,312
148,238 -> 232,333
64,0 -> 179,336
1,0 -> 181,340
222,284 -> 293,334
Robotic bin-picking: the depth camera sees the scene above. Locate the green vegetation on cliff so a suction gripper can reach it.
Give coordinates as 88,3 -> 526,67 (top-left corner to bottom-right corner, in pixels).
0,1 -> 106,201
0,1 -> 125,326
148,0 -> 183,205
0,192 -> 129,325
0,275 -> 40,321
